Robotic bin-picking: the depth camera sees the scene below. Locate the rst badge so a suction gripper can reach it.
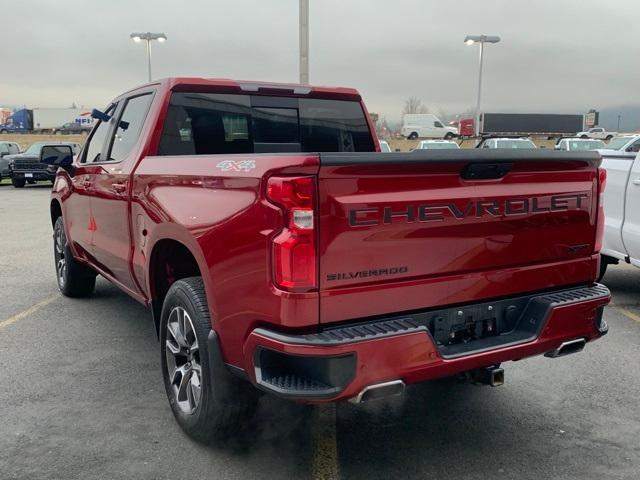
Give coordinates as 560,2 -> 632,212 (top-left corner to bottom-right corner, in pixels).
216,159 -> 256,172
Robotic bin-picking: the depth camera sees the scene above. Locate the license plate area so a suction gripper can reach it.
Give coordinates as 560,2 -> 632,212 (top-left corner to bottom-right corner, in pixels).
25,173 -> 33,178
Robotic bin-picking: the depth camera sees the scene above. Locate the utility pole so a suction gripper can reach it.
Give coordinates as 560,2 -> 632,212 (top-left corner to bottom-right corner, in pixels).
299,0 -> 309,84
618,114 -> 622,132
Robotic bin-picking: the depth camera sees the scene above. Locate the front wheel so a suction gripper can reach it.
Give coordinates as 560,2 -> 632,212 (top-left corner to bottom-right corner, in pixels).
11,178 -> 25,188
53,216 -> 96,297
160,277 -> 258,442
605,135 -> 613,141
444,132 -> 455,140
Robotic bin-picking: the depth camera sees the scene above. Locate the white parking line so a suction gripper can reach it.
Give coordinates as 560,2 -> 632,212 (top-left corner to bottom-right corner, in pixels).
0,295 -> 58,330
311,403 -> 339,480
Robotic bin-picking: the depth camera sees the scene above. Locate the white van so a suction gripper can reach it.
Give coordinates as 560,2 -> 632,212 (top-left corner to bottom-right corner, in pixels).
401,114 -> 458,140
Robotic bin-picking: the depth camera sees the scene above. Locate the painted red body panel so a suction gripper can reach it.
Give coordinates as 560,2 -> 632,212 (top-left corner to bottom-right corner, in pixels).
50,78 -> 608,400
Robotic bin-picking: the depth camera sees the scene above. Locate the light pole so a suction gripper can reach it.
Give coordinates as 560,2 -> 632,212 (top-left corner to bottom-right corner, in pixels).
130,32 -> 167,82
299,0 -> 309,84
464,35 -> 500,138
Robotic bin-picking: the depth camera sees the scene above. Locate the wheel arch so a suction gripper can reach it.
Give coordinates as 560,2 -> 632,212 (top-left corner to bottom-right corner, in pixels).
50,199 -> 62,227
147,236 -> 214,336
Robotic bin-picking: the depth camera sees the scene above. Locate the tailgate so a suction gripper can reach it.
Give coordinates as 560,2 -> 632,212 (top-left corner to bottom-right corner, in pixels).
317,150 -> 601,324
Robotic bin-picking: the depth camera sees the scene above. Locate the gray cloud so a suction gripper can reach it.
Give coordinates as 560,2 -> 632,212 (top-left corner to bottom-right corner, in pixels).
1,0 -> 637,122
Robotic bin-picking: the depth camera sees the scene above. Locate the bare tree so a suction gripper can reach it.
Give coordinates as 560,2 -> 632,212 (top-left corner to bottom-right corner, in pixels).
402,96 -> 430,115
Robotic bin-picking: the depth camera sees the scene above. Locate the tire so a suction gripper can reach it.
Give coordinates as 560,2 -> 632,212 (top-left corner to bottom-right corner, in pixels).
580,135 -> 589,139
160,277 -> 258,443
53,216 -> 96,297
408,132 -> 419,140
444,132 -> 455,140
0,129 -> 7,134
605,135 -> 613,141
11,178 -> 25,188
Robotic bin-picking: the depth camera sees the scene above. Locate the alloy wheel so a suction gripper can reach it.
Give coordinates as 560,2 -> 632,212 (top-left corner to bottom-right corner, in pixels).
165,306 -> 202,414
54,224 -> 67,288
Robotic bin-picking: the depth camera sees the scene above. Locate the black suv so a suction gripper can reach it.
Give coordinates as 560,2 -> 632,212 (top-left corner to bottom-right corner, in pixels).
8,142 -> 81,188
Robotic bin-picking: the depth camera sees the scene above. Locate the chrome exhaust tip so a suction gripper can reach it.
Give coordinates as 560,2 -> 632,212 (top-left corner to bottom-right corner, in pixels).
545,338 -> 586,358
349,380 -> 405,404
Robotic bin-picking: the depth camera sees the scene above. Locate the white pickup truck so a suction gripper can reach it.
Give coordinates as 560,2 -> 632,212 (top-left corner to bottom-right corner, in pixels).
599,150 -> 640,277
577,127 -> 617,140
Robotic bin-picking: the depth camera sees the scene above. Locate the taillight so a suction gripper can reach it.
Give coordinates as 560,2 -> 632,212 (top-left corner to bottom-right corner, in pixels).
594,167 -> 606,253
266,176 -> 317,291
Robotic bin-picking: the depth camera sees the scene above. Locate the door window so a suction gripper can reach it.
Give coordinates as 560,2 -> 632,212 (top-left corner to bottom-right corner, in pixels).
107,93 -> 153,162
82,105 -> 116,163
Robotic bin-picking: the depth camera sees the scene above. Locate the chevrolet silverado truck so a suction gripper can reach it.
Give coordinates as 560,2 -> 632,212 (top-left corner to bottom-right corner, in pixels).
46,77 -> 610,442
598,148 -> 640,277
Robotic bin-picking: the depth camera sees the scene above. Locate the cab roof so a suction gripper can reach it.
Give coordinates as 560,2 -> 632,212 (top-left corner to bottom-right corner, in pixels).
121,77 -> 362,101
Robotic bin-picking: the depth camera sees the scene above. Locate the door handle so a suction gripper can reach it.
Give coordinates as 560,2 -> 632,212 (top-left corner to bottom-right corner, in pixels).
111,182 -> 127,193
633,178 -> 640,186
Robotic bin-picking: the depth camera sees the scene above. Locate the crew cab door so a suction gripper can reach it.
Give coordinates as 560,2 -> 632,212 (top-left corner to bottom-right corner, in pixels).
88,92 -> 154,297
622,154 -> 640,265
65,104 -> 117,262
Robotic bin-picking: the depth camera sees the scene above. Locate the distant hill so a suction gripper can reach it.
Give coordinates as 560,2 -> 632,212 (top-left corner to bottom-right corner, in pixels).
598,106 -> 640,133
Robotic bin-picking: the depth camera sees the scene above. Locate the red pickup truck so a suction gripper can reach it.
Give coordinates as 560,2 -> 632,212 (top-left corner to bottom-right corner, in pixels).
46,78 -> 610,441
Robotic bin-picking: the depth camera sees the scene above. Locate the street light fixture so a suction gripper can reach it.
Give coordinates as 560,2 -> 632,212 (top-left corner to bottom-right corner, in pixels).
464,35 -> 501,138
130,32 -> 167,82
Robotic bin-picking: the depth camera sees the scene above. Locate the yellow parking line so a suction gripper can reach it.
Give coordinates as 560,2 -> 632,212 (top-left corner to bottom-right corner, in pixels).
615,307 -> 640,324
0,295 -> 58,330
311,403 -> 339,480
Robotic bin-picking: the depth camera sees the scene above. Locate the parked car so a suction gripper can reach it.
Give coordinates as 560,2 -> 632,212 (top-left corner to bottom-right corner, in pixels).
401,114 -> 458,140
478,137 -> 537,149
0,141 -> 21,181
599,148 -> 640,277
379,140 -> 391,152
555,138 -> 605,151
415,140 -> 460,150
7,141 -> 81,187
48,77 -> 609,442
600,135 -> 640,155
576,127 -> 617,140
53,122 -> 91,135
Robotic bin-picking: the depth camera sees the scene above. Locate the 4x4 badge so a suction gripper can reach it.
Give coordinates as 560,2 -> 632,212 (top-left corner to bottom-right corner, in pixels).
216,160 -> 256,172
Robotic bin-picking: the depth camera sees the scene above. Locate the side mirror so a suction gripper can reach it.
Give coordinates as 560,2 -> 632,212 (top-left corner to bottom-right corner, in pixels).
91,108 -> 111,122
40,145 -> 75,175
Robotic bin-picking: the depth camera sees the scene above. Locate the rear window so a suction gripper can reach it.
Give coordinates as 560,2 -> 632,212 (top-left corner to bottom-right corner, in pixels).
158,92 -> 374,155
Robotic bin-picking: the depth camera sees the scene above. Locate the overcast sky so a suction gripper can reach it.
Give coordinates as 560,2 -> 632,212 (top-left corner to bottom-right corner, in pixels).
1,0 -> 637,122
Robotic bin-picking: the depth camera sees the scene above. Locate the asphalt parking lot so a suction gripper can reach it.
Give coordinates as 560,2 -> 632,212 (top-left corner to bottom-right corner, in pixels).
1,184 -> 639,480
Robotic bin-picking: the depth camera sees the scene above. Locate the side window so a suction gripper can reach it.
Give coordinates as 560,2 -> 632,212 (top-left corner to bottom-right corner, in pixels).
630,139 -> 640,152
0,144 -> 8,155
107,93 -> 153,162
158,93 -> 253,155
82,105 -> 116,163
434,121 -> 444,128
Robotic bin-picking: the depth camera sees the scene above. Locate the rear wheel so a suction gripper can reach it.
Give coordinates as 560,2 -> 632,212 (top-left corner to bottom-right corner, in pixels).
160,277 -> 258,442
53,216 -> 96,297
11,178 -> 25,188
408,132 -> 418,140
580,134 -> 589,139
